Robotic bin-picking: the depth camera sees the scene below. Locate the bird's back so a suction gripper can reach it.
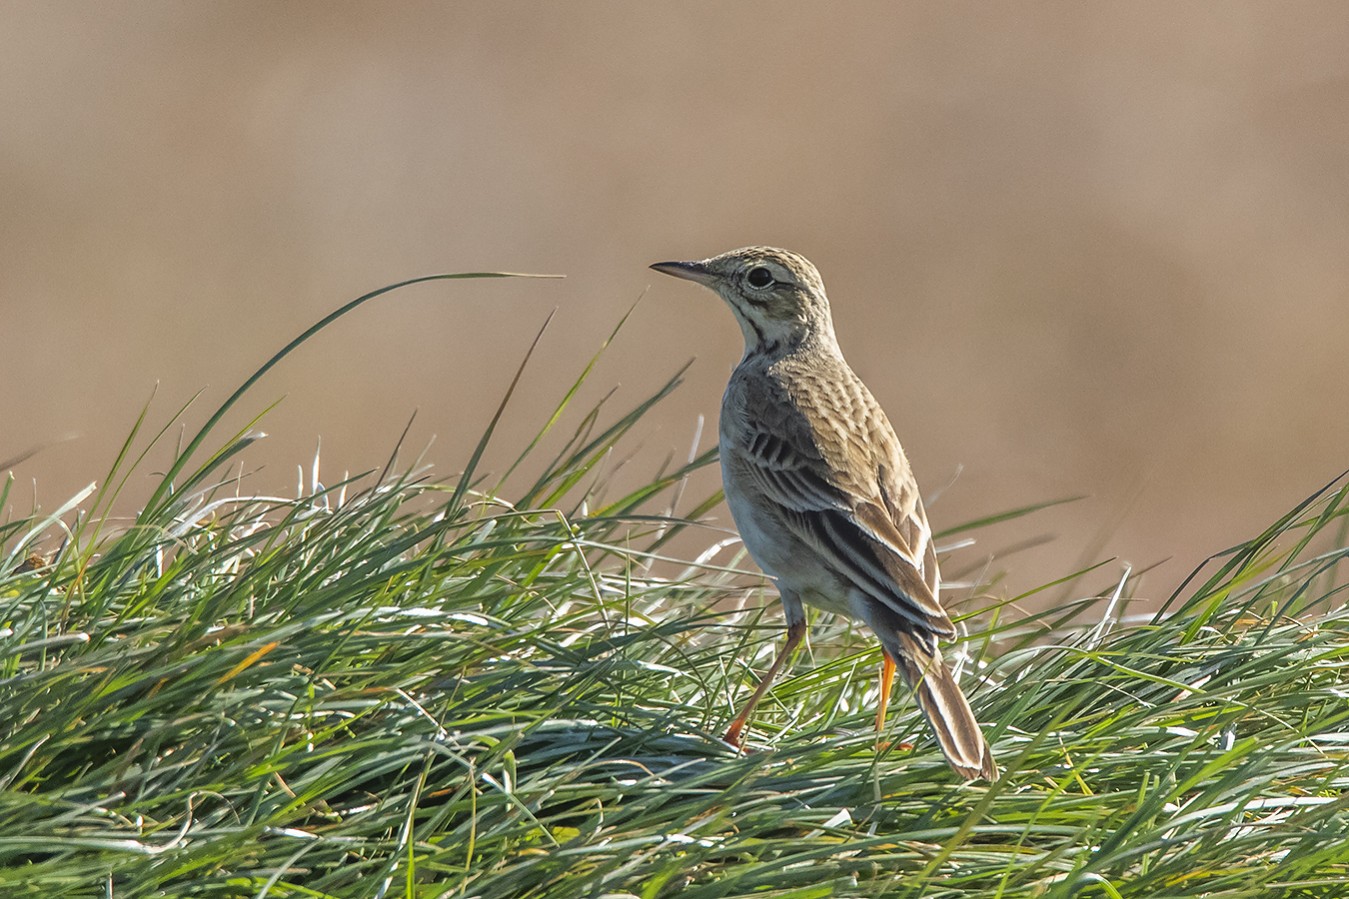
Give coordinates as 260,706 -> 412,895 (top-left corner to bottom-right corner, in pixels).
720,345 -> 948,637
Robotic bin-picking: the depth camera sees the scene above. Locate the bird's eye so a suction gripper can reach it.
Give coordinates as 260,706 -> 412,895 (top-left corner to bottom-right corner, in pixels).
746,267 -> 774,289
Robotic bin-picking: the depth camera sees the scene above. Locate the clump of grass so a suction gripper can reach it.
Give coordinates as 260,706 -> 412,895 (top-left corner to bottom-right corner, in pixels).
2,276 -> 1347,898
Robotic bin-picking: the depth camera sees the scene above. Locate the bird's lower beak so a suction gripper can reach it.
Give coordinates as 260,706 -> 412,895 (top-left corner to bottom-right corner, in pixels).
650,259 -> 717,287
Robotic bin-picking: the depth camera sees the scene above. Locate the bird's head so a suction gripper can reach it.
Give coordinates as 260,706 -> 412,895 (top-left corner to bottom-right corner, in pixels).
651,246 -> 836,354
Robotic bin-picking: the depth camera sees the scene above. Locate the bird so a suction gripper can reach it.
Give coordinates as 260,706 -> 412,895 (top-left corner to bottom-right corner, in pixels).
650,246 -> 995,780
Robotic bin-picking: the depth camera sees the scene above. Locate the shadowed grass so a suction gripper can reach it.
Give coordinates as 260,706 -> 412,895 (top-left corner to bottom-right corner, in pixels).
2,277 -> 1347,897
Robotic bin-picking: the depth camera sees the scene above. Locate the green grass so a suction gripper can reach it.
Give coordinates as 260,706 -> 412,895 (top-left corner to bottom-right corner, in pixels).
2,275 -> 1348,897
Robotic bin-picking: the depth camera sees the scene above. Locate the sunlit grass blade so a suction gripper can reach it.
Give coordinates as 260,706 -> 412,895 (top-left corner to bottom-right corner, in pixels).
2,297 -> 1347,897
139,271 -> 560,523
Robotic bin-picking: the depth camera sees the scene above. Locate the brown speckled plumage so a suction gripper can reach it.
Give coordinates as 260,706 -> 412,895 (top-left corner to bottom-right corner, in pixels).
652,246 -> 995,781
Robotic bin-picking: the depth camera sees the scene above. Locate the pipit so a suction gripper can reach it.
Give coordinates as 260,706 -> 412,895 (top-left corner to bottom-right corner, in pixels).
651,246 -> 995,780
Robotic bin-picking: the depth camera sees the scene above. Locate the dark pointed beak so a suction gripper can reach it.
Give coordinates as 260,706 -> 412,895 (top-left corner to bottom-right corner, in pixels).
650,259 -> 717,287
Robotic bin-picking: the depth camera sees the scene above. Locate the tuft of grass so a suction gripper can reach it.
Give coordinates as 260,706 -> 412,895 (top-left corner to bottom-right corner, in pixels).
2,277 -> 1348,898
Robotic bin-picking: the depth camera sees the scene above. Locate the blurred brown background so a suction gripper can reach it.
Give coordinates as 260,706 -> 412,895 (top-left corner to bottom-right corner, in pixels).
3,3 -> 1347,600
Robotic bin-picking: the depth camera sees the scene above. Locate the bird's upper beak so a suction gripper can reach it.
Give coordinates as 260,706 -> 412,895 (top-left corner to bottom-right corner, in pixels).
649,259 -> 718,287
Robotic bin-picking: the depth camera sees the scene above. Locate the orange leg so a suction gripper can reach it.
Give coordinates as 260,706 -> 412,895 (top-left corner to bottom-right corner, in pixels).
723,619 -> 807,747
875,650 -> 897,735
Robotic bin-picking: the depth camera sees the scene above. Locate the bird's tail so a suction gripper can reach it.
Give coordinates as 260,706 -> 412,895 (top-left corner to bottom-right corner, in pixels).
893,633 -> 996,780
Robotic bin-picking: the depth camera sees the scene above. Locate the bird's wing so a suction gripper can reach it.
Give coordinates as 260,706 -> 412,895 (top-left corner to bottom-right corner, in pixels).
732,412 -> 954,638
876,460 -> 941,600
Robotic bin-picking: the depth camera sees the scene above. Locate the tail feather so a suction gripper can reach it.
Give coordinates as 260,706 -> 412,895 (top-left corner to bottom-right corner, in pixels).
894,634 -> 996,780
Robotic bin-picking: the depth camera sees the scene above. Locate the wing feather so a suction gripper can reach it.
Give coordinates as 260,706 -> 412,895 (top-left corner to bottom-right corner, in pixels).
734,412 -> 953,638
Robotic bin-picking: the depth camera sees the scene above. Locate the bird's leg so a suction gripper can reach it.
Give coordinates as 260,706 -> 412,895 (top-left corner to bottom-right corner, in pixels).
723,619 -> 806,747
874,651 -> 914,752
875,650 -> 897,734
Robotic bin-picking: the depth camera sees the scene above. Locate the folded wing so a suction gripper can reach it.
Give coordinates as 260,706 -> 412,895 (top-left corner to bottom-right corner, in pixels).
734,421 -> 955,639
